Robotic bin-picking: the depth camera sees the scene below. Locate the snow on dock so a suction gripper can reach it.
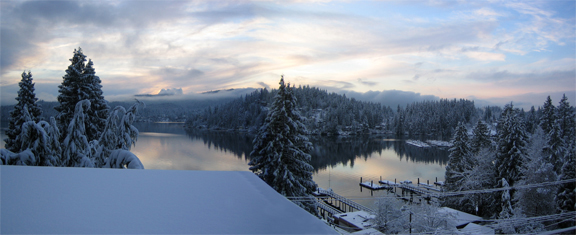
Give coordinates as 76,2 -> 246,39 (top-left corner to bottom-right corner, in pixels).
405,140 -> 431,148
360,181 -> 392,190
418,182 -> 443,192
378,179 -> 398,186
434,181 -> 445,186
426,140 -> 453,147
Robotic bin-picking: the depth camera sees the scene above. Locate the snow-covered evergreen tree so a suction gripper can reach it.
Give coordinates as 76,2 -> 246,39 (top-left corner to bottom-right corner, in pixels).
556,94 -> 576,143
556,144 -> 575,220
248,76 -> 318,216
5,71 -> 43,152
17,107 -> 60,166
95,101 -> 143,167
82,59 -> 110,141
497,178 -> 516,234
55,48 -> 109,142
459,148 -> 499,217
445,122 -> 474,192
470,120 -> 491,153
547,121 -> 565,172
514,127 -> 557,218
525,106 -> 538,134
61,100 -> 94,167
372,198 -> 407,234
495,103 -> 528,188
539,96 -> 555,135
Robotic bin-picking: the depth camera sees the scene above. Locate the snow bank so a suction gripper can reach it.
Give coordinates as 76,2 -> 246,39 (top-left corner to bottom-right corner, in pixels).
1,166 -> 336,234
405,140 -> 430,148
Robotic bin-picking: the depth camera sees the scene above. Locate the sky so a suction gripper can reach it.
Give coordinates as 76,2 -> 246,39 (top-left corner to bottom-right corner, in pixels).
1,0 -> 575,109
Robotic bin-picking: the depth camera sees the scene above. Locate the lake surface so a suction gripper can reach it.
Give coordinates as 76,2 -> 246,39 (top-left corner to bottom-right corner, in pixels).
1,122 -> 448,208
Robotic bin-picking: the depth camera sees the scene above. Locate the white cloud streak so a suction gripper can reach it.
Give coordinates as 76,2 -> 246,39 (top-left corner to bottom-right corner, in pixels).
0,0 -> 573,108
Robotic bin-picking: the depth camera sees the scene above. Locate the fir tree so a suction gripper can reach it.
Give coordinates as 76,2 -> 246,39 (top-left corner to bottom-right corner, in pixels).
61,100 -> 94,167
496,103 -> 528,188
556,146 -> 575,217
5,71 -> 43,152
514,127 -> 557,218
555,94 -> 575,144
55,48 -> 109,142
445,122 -> 474,192
539,96 -> 555,135
470,120 -> 491,153
248,76 -> 318,216
82,59 -> 110,141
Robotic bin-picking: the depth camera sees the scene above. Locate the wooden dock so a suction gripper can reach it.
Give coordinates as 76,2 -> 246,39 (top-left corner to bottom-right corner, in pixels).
360,181 -> 392,190
314,188 -> 374,219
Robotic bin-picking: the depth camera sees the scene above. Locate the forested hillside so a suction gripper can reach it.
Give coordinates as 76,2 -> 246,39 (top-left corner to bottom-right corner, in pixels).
185,86 -> 393,135
393,99 -> 479,139
1,99 -> 233,124
185,85 -> 510,139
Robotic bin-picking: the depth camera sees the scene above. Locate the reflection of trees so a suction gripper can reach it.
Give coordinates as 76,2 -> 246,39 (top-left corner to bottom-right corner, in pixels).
184,129 -> 449,172
136,123 -> 188,135
392,142 -> 449,166
309,136 -> 395,172
184,130 -> 254,161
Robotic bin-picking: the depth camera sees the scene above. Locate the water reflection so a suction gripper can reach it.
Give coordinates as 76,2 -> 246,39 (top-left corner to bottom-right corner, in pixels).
183,129 -> 449,173
2,122 -> 448,207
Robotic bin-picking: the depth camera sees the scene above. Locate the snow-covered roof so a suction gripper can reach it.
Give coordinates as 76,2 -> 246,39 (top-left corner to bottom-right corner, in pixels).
1,165 -> 337,234
460,222 -> 495,235
334,211 -> 376,230
351,228 -> 383,235
438,207 -> 482,227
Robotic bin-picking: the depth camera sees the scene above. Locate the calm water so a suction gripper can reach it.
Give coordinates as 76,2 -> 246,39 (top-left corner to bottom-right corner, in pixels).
1,122 -> 448,208
132,123 -> 448,208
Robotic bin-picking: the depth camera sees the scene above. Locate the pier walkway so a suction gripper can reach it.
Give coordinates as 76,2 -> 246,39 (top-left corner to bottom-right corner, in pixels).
316,188 -> 374,213
398,183 -> 442,198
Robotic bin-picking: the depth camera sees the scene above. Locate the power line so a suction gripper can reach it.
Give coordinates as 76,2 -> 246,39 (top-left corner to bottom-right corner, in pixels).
287,178 -> 575,201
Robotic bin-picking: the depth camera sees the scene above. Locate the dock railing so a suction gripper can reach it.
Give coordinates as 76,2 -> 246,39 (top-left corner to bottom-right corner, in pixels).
318,188 -> 374,213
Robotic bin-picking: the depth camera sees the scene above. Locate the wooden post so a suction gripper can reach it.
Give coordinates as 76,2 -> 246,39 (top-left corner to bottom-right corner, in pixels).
371,180 -> 373,187
360,177 -> 362,183
380,176 -> 382,181
418,178 -> 419,185
427,179 -> 429,185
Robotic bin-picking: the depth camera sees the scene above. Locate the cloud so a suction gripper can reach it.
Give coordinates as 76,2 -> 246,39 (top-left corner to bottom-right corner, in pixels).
257,82 -> 270,90
322,80 -> 355,89
464,51 -> 506,61
319,88 -> 440,108
466,69 -> 575,88
472,90 -> 576,110
0,0 -> 573,105
357,78 -> 377,86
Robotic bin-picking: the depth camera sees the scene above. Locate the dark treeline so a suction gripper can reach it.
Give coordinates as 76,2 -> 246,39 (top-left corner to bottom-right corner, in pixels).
1,99 -> 233,124
185,86 -> 393,135
183,129 -> 448,172
184,85 -> 508,139
394,99 -> 478,139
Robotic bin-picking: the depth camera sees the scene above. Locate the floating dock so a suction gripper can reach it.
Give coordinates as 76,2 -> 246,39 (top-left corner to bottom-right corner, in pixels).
360,181 -> 392,190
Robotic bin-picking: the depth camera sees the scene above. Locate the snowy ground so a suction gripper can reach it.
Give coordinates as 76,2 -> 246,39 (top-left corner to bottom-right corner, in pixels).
1,165 -> 337,234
